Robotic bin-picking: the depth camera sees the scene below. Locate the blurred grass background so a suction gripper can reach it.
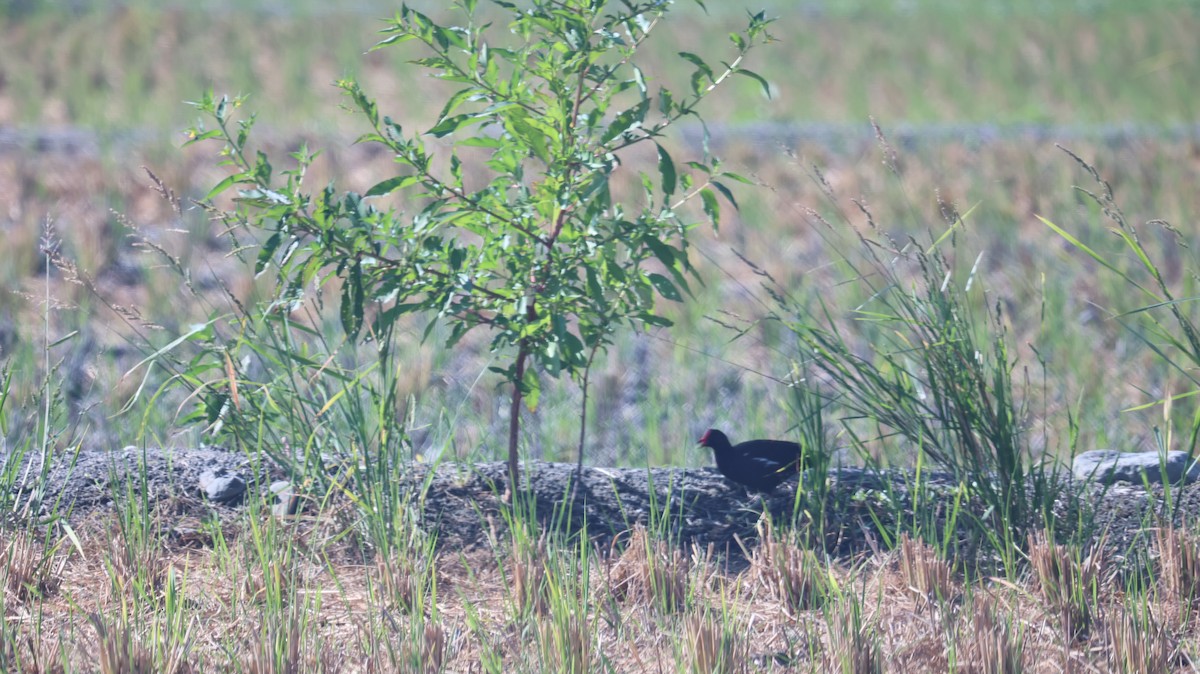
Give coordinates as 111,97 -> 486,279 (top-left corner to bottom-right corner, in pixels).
1,0 -> 1198,467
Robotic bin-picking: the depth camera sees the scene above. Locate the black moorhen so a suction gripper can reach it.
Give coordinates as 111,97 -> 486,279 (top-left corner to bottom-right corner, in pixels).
698,428 -> 804,493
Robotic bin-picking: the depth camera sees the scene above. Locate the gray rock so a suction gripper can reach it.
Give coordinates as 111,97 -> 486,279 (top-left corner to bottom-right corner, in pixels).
269,480 -> 298,517
1072,449 -> 1200,485
19,443 -> 1200,572
199,467 -> 247,505
21,446 -> 282,516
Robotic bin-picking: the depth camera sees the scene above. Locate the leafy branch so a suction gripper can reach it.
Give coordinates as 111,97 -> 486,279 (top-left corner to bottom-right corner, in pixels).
183,0 -> 775,494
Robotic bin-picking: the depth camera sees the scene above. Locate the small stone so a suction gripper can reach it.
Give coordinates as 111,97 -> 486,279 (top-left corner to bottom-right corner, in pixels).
198,467 -> 247,505
269,480 -> 298,517
169,526 -> 211,548
1072,449 -> 1200,485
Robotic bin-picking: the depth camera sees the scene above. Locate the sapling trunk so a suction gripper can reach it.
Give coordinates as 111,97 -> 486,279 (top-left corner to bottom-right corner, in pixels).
507,343 -> 529,496
574,343 -> 601,495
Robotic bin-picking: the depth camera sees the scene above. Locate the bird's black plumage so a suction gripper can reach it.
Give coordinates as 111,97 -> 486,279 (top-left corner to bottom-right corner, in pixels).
698,428 -> 804,493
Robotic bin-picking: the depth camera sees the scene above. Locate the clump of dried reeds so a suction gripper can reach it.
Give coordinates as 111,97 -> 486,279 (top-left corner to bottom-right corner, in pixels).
608,524 -> 690,613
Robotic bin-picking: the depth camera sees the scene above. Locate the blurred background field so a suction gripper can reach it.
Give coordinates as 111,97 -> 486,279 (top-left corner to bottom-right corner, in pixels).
2,0 -> 1199,467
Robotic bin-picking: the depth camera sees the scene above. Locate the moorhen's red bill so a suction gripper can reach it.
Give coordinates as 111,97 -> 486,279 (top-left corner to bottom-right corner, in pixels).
698,428 -> 803,493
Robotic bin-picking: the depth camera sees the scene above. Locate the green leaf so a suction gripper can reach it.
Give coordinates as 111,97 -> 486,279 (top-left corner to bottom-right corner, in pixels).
711,180 -> 738,212
341,262 -> 364,338
255,231 -> 282,276
427,113 -> 476,138
678,52 -> 713,79
202,392 -> 228,427
421,316 -> 442,344
734,69 -> 772,99
182,129 -> 222,147
254,150 -> 273,183
1037,215 -> 1151,296
631,65 -> 647,95
648,273 -> 682,302
436,88 -> 480,124
658,87 -> 675,117
586,267 -> 606,305
720,171 -> 755,185
205,173 -> 240,201
459,136 -> 504,148
370,33 -> 416,51
643,236 -> 675,269
365,174 -> 419,197
700,188 -> 720,230
601,99 -> 650,144
506,115 -> 550,163
655,143 -> 677,197
47,330 -> 78,348
522,368 -> 541,412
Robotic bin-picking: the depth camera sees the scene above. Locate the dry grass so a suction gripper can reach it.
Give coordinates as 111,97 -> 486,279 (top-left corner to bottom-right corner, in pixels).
511,531 -> 549,617
90,613 -> 157,674
537,613 -> 590,674
683,610 -> 747,674
0,518 -> 1193,671
1,533 -> 61,603
1027,530 -> 1102,642
607,524 -> 691,614
416,622 -> 447,674
103,525 -> 165,599
239,555 -> 296,607
1104,605 -> 1177,674
375,550 -> 431,615
1157,524 -> 1200,616
0,4 -> 1197,672
752,517 -> 832,613
897,533 -> 958,607
244,613 -> 302,674
826,600 -> 882,674
957,595 -> 1024,674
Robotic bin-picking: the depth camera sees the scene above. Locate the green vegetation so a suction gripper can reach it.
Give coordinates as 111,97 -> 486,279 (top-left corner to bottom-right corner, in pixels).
1,3 -> 1197,128
0,0 -> 1199,670
180,1 -> 773,492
